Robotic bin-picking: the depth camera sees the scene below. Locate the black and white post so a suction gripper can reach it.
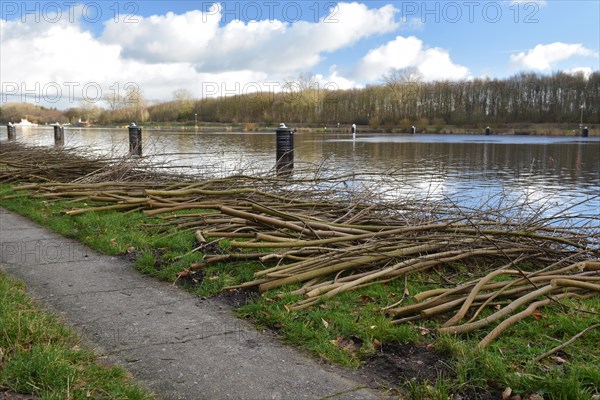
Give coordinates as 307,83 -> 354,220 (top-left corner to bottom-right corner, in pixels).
485,126 -> 491,136
275,123 -> 294,175
128,123 -> 142,156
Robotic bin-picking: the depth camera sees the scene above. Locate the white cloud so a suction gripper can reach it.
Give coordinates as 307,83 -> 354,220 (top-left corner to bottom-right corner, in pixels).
510,42 -> 598,71
315,65 -> 358,90
100,2 -> 399,74
564,67 -> 594,79
354,36 -> 470,82
0,16 -> 273,106
1,2 -> 400,106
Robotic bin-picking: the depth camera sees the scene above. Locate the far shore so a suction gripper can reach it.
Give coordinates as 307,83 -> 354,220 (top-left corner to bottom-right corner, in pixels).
6,121 -> 598,137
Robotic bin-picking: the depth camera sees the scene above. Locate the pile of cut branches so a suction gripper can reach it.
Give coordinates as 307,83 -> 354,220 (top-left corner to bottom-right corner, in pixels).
0,141 -> 184,183
2,142 -> 599,344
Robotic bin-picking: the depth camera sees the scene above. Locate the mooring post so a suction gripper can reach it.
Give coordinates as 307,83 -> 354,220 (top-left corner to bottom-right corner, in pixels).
411,126 -> 416,135
582,126 -> 589,138
53,123 -> 64,146
485,126 -> 491,136
128,122 -> 142,156
7,123 -> 16,141
351,123 -> 356,139
275,123 -> 294,175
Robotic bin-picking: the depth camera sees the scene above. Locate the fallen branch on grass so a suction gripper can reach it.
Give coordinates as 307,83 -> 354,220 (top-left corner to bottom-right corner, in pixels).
534,323 -> 600,362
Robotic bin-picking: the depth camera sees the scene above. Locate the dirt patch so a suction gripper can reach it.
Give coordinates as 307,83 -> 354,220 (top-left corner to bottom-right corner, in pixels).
360,342 -> 452,387
194,240 -> 226,256
0,392 -> 38,400
358,342 -> 503,400
119,251 -> 137,264
456,386 -> 505,400
174,268 -> 204,289
217,288 -> 260,308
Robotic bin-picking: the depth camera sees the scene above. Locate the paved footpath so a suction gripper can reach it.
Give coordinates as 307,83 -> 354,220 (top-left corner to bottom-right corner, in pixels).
0,208 -> 382,400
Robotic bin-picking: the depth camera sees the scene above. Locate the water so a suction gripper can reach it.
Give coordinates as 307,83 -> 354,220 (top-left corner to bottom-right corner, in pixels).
3,126 -> 599,218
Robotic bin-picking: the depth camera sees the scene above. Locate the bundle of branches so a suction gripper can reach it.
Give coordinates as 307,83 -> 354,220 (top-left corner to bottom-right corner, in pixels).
184,204 -> 596,300
385,260 -> 600,347
0,142 -> 185,183
135,171 -> 406,213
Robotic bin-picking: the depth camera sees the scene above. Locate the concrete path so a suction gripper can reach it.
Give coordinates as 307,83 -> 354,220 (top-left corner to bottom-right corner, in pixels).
0,208 -> 382,400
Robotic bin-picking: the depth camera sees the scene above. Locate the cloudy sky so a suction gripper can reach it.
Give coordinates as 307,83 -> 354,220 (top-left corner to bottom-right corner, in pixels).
1,1 -> 598,108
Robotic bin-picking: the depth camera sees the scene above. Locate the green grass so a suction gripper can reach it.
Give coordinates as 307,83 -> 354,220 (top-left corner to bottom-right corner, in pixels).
0,271 -> 154,399
239,280 -> 599,398
1,183 -> 599,399
237,282 -> 421,367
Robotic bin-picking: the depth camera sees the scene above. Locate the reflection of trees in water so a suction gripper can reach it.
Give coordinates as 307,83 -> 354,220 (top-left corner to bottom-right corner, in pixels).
321,138 -> 598,187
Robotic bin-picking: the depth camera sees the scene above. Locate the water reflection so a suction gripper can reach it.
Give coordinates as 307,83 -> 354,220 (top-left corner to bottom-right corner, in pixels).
3,127 -> 599,215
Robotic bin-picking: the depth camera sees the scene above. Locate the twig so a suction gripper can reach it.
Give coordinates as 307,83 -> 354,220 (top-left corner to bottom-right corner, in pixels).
534,323 -> 600,362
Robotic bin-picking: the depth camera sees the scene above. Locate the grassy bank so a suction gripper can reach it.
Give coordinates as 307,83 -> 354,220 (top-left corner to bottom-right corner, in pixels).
0,270 -> 154,399
1,182 -> 598,400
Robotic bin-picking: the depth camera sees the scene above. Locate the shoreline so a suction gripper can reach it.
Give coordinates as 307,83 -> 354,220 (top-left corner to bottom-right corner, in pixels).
5,123 -> 599,137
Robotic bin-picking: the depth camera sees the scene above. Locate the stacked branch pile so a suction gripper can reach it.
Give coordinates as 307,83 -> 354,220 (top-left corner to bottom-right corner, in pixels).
2,142 -> 599,344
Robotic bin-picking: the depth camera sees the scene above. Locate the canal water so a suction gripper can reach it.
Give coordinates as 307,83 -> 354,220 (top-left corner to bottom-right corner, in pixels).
3,127 -> 599,218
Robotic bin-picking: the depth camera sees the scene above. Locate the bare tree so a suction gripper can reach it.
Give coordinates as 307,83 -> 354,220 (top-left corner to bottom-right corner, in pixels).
382,67 -> 423,86
122,85 -> 148,123
102,92 -> 125,111
173,88 -> 194,102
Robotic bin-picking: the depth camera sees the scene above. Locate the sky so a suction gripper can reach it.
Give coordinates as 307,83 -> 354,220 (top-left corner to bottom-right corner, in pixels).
1,0 -> 599,109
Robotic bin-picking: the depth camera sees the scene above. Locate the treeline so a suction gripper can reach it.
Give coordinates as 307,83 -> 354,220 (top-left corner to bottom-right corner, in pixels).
149,71 -> 600,128
0,103 -> 67,125
1,71 -> 598,128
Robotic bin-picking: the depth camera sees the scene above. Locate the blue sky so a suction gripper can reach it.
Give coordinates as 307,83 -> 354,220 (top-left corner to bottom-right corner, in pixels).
1,1 -> 598,108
